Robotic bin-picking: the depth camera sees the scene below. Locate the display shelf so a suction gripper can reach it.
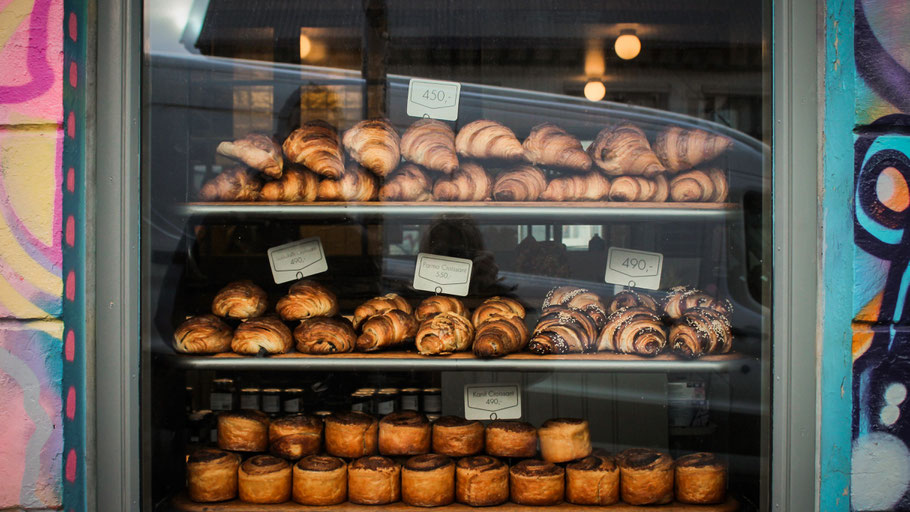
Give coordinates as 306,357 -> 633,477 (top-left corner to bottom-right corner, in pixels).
169,493 -> 739,511
159,350 -> 752,373
174,202 -> 740,223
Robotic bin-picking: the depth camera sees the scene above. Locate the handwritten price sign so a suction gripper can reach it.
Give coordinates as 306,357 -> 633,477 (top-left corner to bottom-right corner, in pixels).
407,79 -> 461,121
604,247 -> 663,290
267,237 -> 328,284
464,383 -> 522,420
412,253 -> 472,296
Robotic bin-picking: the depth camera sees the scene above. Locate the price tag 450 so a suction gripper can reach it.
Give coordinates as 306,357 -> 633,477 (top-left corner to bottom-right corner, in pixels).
407,79 -> 461,121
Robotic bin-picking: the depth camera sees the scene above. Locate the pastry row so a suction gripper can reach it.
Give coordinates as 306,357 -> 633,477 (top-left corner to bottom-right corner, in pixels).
188,448 -> 727,506
174,281 -> 734,359
199,161 -> 729,203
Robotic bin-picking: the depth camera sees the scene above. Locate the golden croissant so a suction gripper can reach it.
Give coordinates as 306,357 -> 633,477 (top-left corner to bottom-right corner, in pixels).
317,163 -> 379,202
342,118 -> 401,177
217,133 -> 284,179
415,295 -> 466,322
276,280 -> 339,321
455,119 -> 525,161
588,124 -> 664,177
653,126 -> 733,172
706,168 -> 729,202
541,172 -> 610,201
354,293 -> 413,328
400,119 -> 459,174
473,313 -> 529,358
199,166 -> 263,201
472,296 -> 525,326
415,312 -> 475,355
608,176 -> 651,202
356,309 -> 418,352
379,164 -> 433,202
432,162 -> 492,201
283,120 -> 345,179
492,165 -> 548,201
669,170 -> 716,202
523,123 -> 592,171
260,168 -> 319,202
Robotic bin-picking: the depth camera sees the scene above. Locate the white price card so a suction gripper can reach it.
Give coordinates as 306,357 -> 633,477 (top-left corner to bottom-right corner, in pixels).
464,383 -> 522,421
604,247 -> 664,290
267,237 -> 328,284
407,78 -> 461,121
412,253 -> 473,296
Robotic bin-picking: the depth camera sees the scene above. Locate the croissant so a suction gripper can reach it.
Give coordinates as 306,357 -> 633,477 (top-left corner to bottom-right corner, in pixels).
217,133 -> 284,178
596,307 -> 666,356
317,163 -> 379,201
276,280 -> 339,321
432,162 -> 492,201
212,280 -> 269,319
231,316 -> 294,355
199,166 -> 263,201
661,286 -> 732,320
400,119 -> 459,174
342,118 -> 401,177
651,174 -> 669,202
294,317 -> 356,354
608,176 -> 650,202
523,123 -> 592,171
354,293 -> 413,328
492,165 -> 547,201
283,120 -> 345,179
356,309 -> 418,352
260,168 -> 319,202
706,168 -> 729,202
540,172 -> 610,201
471,296 -> 525,326
653,126 -> 733,172
669,307 -> 733,358
379,164 -> 433,202
415,312 -> 474,355
528,306 -> 598,354
473,314 -> 529,358
669,170 -> 715,202
455,120 -> 525,161
542,286 -> 609,329
608,290 -> 658,314
174,314 -> 233,354
588,124 -> 664,177
415,295 -> 466,322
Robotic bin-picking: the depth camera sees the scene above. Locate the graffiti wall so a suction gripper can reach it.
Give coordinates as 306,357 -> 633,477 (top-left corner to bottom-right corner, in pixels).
852,0 -> 910,510
0,0 -> 64,509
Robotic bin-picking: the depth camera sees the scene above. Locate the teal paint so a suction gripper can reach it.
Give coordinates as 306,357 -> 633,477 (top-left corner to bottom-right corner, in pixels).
820,0 -> 855,509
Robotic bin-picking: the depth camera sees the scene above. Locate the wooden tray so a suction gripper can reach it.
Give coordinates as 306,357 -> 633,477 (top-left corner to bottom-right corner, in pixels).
171,492 -> 739,511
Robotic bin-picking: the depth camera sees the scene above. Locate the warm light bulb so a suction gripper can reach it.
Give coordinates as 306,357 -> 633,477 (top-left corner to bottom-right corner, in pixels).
299,33 -> 312,60
614,33 -> 641,60
584,81 -> 606,102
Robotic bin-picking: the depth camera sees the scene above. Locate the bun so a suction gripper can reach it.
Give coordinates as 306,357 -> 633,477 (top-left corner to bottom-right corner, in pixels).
415,312 -> 474,355
283,120 -> 344,179
294,317 -> 356,354
231,317 -> 293,355
432,162 -> 492,201
400,119 -> 459,173
324,411 -> 378,458
456,455 -> 509,506
432,416 -> 484,457
217,410 -> 270,452
317,163 -> 378,201
538,418 -> 592,463
173,315 -> 232,354
509,459 -> 565,505
292,455 -> 347,505
199,166 -> 263,201
566,454 -> 619,505
217,133 -> 284,178
211,280 -> 268,319
455,119 -> 524,161
276,280 -> 338,321
379,163 -> 434,201
523,123 -> 592,171
342,118 -> 401,177
401,454 -> 455,507
260,168 -> 319,202
269,414 -> 323,460
378,411 -> 431,456
675,452 -> 727,504
485,420 -> 538,458
348,456 -> 401,505
597,307 -> 666,356
618,448 -> 675,505
186,449 -> 241,502
238,455 -> 292,504
588,124 -> 664,177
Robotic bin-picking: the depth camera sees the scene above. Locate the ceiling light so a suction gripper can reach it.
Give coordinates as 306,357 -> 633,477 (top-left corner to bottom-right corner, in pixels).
584,80 -> 606,102
299,33 -> 312,60
614,30 -> 641,60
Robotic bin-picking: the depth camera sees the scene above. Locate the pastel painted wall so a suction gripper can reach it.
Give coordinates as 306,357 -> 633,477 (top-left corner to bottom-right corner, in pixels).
0,0 -> 65,510
851,0 -> 910,510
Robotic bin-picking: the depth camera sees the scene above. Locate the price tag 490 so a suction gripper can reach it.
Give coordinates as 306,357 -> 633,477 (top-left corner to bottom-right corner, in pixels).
412,253 -> 472,296
604,247 -> 663,290
407,78 -> 461,121
267,237 -> 328,284
464,383 -> 521,420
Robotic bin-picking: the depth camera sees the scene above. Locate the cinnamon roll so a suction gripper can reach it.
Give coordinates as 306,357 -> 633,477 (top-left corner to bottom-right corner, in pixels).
186,448 -> 241,502
378,410 -> 431,456
293,317 -> 356,354
269,414 -> 322,460
231,317 -> 293,355
211,280 -> 268,319
670,307 -> 733,358
173,315 -> 232,354
509,459 -> 565,506
485,420 -> 538,458
675,452 -> 727,504
415,295 -> 466,322
537,418 -> 592,463
618,448 -> 675,505
432,416 -> 484,457
324,411 -> 378,458
401,454 -> 456,507
276,280 -> 338,321
596,306 -> 667,356
566,454 -> 619,505
542,285 -> 608,329
238,455 -> 292,504
608,289 -> 659,314
348,456 -> 401,505
456,455 -> 509,506
415,311 -> 474,355
292,455 -> 347,506
528,306 -> 598,354
662,285 -> 733,320
217,410 -> 270,452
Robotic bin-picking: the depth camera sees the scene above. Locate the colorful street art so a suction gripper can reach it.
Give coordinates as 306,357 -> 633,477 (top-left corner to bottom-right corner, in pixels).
852,0 -> 910,510
0,0 -> 64,509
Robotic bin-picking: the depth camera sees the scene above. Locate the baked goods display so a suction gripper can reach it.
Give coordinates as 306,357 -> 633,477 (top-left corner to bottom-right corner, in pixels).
431,416 -> 484,457
292,455 -> 347,505
485,420 -> 538,458
455,455 -> 510,506
211,280 -> 268,319
324,411 -> 378,458
186,448 -> 241,502
675,452 -> 728,504
268,414 -> 322,460
217,410 -> 270,452
199,118 -> 733,205
237,455 -> 292,504
378,410 -> 431,455
173,315 -> 233,354
347,456 -> 401,505
537,417 -> 592,463
566,454 -> 620,505
401,454 -> 456,507
509,459 -> 565,505
617,448 -> 675,505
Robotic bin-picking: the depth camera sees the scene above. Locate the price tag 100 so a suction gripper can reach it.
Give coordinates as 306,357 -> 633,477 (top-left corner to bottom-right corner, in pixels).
412,253 -> 472,296
267,237 -> 328,284
407,78 -> 461,121
604,247 -> 663,290
464,383 -> 522,421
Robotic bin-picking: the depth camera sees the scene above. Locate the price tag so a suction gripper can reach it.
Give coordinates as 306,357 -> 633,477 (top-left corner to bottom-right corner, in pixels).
267,237 -> 328,284
412,253 -> 473,296
407,78 -> 461,121
464,383 -> 522,420
604,247 -> 663,290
